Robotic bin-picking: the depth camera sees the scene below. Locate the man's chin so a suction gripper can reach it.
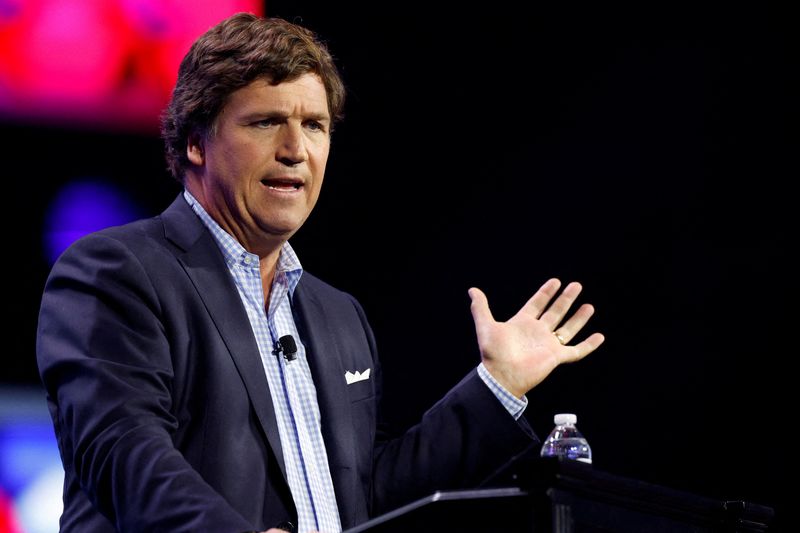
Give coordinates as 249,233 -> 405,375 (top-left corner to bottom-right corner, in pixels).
260,219 -> 306,241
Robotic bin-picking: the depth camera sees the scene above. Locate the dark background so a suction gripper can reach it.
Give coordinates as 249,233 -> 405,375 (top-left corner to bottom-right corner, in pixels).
4,2 -> 796,530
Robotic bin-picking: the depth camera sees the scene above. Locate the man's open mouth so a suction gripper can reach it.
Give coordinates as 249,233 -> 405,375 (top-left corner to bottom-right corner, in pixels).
261,178 -> 303,191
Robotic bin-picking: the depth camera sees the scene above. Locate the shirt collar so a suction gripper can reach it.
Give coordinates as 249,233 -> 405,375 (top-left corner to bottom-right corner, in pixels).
183,189 -> 303,295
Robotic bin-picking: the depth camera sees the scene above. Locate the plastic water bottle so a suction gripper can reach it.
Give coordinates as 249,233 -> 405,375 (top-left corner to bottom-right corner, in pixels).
540,413 -> 592,464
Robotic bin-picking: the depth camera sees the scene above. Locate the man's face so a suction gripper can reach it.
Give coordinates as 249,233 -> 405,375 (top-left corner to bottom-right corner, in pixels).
185,73 -> 331,254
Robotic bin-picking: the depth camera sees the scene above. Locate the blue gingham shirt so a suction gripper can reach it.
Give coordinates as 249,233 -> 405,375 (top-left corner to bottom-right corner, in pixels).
183,191 -> 526,532
184,191 -> 340,533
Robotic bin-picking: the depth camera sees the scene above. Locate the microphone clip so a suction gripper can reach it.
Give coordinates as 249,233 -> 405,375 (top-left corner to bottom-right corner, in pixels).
272,334 -> 298,361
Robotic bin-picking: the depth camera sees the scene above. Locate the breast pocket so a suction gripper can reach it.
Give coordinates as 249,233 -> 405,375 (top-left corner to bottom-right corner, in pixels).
344,368 -> 375,402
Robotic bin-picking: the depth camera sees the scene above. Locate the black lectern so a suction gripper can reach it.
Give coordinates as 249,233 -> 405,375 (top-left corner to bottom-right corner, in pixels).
343,458 -> 774,532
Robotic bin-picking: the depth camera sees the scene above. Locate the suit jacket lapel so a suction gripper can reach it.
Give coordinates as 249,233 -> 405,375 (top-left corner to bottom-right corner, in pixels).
293,281 -> 359,527
161,195 -> 288,480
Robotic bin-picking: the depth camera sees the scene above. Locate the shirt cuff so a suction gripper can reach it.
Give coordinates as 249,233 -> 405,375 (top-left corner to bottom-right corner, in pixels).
477,362 -> 528,420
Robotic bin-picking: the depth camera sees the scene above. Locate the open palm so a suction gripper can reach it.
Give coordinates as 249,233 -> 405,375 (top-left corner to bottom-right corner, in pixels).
469,278 -> 605,398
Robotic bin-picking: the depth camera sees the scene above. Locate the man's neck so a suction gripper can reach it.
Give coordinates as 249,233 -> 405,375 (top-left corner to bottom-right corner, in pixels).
259,248 -> 282,306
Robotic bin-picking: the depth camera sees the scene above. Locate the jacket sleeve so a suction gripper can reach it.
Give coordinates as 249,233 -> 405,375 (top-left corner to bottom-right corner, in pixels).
36,233 -> 254,533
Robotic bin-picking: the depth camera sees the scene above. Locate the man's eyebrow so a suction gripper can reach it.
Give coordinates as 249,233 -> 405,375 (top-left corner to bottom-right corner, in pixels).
303,111 -> 331,122
243,110 -> 287,120
243,110 -> 330,122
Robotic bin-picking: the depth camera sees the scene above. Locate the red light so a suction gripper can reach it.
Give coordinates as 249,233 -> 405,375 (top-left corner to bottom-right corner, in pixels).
0,0 -> 264,132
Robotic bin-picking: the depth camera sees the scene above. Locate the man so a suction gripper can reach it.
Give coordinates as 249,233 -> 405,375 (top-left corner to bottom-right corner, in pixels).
36,13 -> 604,533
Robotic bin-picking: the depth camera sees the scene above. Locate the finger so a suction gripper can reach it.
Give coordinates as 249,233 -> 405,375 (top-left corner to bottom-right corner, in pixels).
553,303 -> 595,344
468,287 -> 496,336
561,332 -> 605,363
518,278 -> 561,319
539,281 -> 582,330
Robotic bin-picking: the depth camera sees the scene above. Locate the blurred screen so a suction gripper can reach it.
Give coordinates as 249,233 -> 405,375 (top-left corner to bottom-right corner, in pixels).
0,387 -> 61,533
0,0 -> 264,132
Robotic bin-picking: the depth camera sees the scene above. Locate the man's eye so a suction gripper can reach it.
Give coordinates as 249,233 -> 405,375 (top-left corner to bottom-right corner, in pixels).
305,121 -> 323,132
255,119 -> 276,128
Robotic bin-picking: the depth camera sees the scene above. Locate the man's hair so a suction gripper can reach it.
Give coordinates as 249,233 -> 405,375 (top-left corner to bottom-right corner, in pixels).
160,12 -> 345,183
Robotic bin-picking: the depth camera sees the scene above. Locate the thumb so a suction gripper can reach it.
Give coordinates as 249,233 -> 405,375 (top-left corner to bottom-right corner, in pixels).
468,287 -> 495,333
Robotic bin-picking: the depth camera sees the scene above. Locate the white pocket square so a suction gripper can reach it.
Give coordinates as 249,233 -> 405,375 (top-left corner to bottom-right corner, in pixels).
345,368 -> 371,385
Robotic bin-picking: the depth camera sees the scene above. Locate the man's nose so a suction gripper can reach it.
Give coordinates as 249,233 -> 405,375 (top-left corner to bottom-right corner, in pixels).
276,123 -> 307,165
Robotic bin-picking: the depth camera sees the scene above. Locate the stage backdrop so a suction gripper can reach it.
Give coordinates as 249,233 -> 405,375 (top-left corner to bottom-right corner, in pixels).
2,2 -> 795,531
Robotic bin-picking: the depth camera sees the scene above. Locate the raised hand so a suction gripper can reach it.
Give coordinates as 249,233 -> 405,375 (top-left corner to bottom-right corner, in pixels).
469,278 -> 605,398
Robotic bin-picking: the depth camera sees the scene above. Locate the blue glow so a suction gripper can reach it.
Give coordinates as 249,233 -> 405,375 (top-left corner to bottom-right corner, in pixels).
44,179 -> 143,264
0,387 -> 62,533
0,423 -> 57,497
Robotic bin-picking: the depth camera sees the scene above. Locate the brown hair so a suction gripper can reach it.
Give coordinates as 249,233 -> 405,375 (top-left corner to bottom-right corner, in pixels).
160,12 -> 345,183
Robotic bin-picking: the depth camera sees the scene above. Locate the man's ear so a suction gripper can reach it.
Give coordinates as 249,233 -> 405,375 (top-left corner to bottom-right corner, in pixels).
186,131 -> 204,166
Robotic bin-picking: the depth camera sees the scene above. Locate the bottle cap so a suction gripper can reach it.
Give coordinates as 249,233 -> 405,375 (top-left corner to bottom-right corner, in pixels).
554,413 -> 577,425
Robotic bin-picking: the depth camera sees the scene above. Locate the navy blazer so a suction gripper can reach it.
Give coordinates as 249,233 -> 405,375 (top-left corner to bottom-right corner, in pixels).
36,194 -> 537,532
